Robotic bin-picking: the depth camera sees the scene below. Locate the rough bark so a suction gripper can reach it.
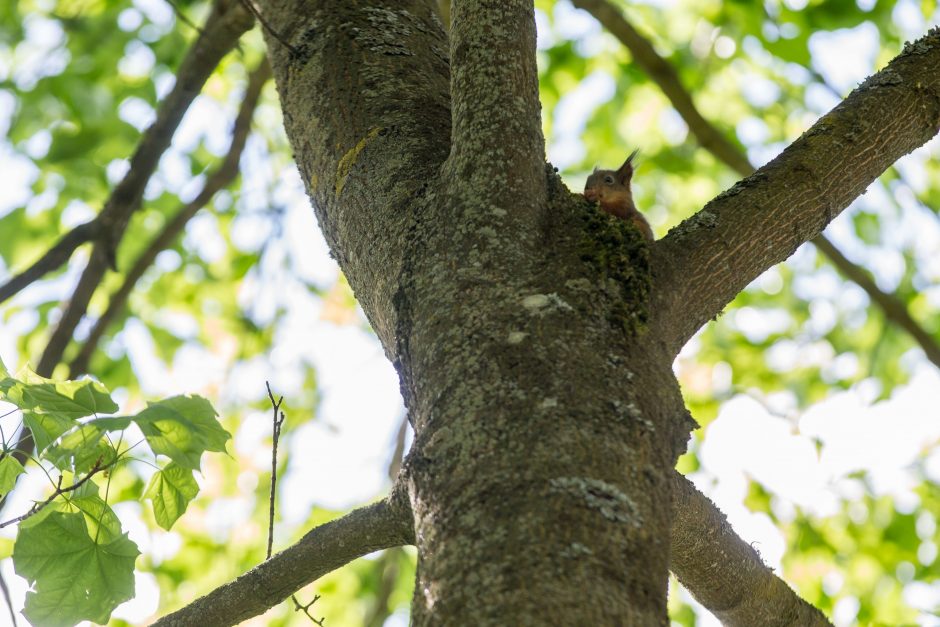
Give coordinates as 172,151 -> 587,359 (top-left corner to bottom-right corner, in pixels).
259,0 -> 684,623
249,1 -> 940,624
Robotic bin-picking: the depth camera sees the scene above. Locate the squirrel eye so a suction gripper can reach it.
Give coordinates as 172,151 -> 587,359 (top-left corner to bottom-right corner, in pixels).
603,175 -> 615,185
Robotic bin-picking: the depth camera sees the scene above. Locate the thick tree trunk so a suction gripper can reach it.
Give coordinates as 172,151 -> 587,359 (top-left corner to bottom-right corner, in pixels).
260,0 -> 689,623
257,0 -> 940,622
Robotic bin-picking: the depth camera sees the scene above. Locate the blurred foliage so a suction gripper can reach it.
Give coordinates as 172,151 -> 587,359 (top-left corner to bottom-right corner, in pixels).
0,0 -> 939,625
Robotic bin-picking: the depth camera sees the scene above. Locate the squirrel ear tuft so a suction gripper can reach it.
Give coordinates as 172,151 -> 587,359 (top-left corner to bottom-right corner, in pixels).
616,149 -> 639,182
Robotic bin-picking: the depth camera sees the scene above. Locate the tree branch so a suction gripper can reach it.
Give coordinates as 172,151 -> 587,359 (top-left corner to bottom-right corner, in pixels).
671,474 -> 832,626
570,0 -> 753,175
0,0 -> 252,308
152,497 -> 414,627
31,0 -> 252,378
0,221 -> 102,305
648,29 -> 940,353
574,0 -> 940,365
446,0 -> 546,212
0,0 -> 254,506
575,0 -> 940,369
68,59 -> 272,377
811,236 -> 940,367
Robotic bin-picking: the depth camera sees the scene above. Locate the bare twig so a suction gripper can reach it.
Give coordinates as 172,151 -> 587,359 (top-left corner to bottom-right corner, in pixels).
237,0 -> 299,54
264,381 -> 286,560
291,593 -> 325,625
163,0 -> 204,34
264,381 -> 323,624
573,0 -> 940,369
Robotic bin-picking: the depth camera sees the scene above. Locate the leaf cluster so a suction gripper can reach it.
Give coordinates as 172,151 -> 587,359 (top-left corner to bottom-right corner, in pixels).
0,357 -> 229,626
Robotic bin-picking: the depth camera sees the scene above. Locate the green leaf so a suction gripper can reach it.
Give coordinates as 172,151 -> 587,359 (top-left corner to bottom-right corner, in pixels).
22,412 -> 79,454
69,491 -> 124,544
13,511 -> 139,627
45,423 -> 116,473
130,395 -> 230,469
0,456 -> 24,494
2,367 -> 118,419
144,462 -> 199,530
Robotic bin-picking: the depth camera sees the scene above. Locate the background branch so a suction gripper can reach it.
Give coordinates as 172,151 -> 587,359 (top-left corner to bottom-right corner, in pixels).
30,0 -> 252,379
0,0 -> 252,307
69,59 -> 271,377
0,221 -> 102,305
0,0 -> 254,508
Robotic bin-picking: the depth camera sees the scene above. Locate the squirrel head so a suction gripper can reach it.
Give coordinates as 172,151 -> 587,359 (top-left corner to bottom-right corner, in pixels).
583,150 -> 638,217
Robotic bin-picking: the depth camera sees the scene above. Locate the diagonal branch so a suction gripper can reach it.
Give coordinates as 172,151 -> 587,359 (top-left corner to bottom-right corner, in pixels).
446,0 -> 546,212
811,236 -> 940,366
148,445 -> 824,627
570,0 -> 753,175
0,0 -> 253,308
68,59 -> 272,377
31,0 -> 253,380
152,497 -> 414,627
0,0 -> 254,509
670,474 -> 832,626
0,221 -> 102,305
574,0 -> 940,365
645,29 -> 939,351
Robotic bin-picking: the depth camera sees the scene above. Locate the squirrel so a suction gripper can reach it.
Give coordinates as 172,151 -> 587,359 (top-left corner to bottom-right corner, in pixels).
583,150 -> 654,241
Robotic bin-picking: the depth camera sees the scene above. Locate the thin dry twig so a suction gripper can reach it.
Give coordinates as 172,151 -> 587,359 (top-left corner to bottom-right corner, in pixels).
264,382 -> 324,625
265,381 -> 286,560
237,0 -> 299,54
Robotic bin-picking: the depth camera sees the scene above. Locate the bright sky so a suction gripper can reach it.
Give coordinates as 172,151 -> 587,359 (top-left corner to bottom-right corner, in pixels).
0,1 -> 939,625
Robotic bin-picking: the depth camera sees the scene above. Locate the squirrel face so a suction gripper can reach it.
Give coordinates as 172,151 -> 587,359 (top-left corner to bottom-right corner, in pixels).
583,149 -> 654,241
583,149 -> 638,219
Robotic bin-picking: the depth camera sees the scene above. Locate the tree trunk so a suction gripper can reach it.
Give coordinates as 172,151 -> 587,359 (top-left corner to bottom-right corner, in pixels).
257,1 -> 940,623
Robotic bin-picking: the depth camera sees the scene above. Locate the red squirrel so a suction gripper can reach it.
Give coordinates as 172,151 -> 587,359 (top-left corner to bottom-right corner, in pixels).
583,150 -> 654,241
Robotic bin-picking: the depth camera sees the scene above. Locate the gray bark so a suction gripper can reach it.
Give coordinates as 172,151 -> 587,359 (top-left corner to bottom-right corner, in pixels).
251,1 -> 940,623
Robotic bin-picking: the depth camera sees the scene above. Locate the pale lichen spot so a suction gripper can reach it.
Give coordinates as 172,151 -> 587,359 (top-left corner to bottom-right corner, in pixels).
522,292 -> 573,315
549,476 -> 640,527
507,331 -> 528,344
522,294 -> 550,310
